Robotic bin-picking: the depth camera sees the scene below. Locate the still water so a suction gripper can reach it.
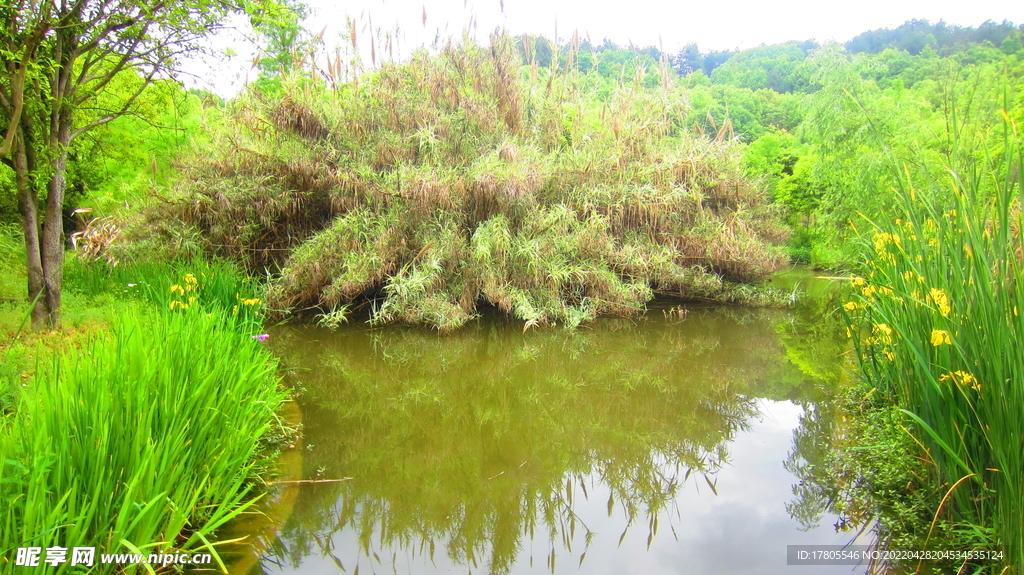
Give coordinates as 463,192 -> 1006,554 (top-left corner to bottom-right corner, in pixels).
222,277 -> 868,575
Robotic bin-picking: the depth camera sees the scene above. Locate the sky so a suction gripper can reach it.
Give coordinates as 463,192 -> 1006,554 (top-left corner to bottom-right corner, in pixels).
181,0 -> 1024,95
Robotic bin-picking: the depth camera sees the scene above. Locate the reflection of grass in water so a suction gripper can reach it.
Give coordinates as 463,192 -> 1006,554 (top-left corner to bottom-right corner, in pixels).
263,308 -> 835,574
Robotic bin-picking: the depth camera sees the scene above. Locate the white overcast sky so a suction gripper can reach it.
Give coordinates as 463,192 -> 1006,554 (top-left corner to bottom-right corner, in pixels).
181,0 -> 1024,95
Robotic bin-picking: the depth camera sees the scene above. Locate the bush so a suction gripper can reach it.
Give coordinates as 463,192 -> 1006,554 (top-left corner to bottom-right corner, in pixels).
116,35 -> 789,331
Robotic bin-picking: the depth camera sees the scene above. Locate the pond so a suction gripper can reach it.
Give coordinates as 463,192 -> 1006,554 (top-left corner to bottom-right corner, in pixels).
219,271 -> 870,574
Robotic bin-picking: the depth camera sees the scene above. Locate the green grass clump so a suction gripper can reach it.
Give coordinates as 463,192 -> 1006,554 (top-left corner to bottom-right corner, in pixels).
116,34 -> 788,331
0,304 -> 287,573
847,121 -> 1024,572
64,256 -> 266,324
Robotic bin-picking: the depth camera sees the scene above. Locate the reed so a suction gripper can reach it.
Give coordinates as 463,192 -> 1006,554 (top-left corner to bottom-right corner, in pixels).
0,303 -> 287,573
114,33 -> 789,331
848,117 -> 1024,571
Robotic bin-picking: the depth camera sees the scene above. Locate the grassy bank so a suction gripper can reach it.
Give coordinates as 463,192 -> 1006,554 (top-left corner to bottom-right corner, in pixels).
114,34 -> 789,331
847,122 -> 1024,572
1,235 -> 289,573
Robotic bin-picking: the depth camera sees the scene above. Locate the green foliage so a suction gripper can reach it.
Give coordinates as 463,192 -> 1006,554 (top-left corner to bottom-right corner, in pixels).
847,19 -> 1024,57
77,78 -> 208,217
119,35 -> 789,331
673,44 -> 737,77
248,0 -> 313,94
786,388 -> 1001,573
846,121 -> 1024,573
514,35 -> 667,87
778,40 -> 1023,266
0,304 -> 288,573
685,84 -> 803,141
0,0 -> 275,328
710,41 -> 819,93
672,22 -> 1022,270
65,256 -> 265,322
0,70 -> 202,223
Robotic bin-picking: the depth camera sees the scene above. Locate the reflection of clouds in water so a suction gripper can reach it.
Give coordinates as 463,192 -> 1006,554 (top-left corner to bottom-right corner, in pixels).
255,401 -> 860,575
238,303 -> 855,575
534,400 -> 857,575
658,400 -> 860,575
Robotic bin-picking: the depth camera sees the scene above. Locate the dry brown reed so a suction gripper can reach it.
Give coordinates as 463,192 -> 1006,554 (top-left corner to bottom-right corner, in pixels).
115,33 -> 788,330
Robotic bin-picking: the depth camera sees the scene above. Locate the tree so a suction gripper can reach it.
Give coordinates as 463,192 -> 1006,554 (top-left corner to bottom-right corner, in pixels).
249,0 -> 311,93
0,0 -> 265,328
674,43 -> 703,75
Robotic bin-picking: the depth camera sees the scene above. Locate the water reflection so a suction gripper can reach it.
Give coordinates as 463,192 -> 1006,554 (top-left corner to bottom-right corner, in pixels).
225,292 -> 857,574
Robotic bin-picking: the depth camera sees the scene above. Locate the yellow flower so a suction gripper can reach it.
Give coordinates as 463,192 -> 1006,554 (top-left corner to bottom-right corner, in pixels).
902,271 -> 915,281
241,298 -> 261,306
940,370 -> 980,391
188,296 -> 197,304
927,288 -> 951,317
927,238 -> 939,247
843,302 -> 859,311
883,350 -> 896,361
873,323 -> 894,344
930,329 -> 952,346
184,273 -> 198,285
862,285 -> 878,297
964,245 -> 973,258
169,300 -> 189,310
170,284 -> 185,296
873,232 -> 900,253
852,277 -> 867,286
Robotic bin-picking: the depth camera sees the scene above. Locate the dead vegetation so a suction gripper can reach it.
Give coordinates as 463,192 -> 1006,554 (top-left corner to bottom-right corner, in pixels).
115,33 -> 788,330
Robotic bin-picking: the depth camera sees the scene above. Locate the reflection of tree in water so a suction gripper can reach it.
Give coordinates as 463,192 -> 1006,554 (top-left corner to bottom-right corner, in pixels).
780,287 -> 860,532
257,305 -> 833,574
785,403 -> 843,530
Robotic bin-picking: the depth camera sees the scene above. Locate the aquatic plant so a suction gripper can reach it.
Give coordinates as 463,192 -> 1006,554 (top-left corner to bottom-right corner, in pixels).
848,117 -> 1024,572
115,34 -> 788,330
0,305 -> 288,572
65,257 -> 266,326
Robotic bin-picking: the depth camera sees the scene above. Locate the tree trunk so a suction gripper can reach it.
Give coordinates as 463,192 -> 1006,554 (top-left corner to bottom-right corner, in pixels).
12,129 -> 47,329
40,114 -> 71,328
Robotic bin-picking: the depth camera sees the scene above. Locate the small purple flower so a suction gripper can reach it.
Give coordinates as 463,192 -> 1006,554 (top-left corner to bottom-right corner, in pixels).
251,333 -> 269,342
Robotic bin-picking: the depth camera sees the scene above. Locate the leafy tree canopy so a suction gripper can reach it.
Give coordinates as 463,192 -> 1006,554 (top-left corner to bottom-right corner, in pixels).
0,0 -> 283,327
846,19 -> 1023,57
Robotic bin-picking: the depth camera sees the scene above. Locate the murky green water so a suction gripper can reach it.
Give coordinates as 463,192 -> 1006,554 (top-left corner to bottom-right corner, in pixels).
222,272 -> 866,574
